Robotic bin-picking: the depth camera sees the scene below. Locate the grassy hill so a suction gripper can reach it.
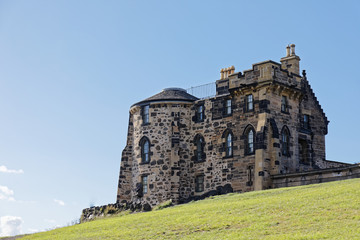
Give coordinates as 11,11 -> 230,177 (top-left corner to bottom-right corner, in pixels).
21,178 -> 360,239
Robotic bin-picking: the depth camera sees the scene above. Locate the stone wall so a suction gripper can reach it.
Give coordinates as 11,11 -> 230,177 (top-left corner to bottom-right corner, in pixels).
272,164 -> 360,188
81,202 -> 151,223
117,114 -> 134,204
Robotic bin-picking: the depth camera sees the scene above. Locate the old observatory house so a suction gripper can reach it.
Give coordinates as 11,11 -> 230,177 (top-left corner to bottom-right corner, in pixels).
116,45 -> 356,207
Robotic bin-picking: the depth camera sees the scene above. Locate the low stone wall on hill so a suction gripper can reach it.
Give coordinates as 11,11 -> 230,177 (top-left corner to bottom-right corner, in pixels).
272,164 -> 360,188
81,202 -> 152,223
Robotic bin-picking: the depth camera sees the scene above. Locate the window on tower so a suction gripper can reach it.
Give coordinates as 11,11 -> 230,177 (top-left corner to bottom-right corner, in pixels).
142,105 -> 150,124
246,94 -> 253,112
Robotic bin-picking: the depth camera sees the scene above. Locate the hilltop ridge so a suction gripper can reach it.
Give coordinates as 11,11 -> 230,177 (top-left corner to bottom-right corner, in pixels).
20,178 -> 360,239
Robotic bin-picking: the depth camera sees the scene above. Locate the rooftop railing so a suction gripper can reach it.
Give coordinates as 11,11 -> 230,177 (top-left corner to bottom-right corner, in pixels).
186,82 -> 216,100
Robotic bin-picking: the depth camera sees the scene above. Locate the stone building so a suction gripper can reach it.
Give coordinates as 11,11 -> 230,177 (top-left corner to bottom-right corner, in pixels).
116,45 -> 359,207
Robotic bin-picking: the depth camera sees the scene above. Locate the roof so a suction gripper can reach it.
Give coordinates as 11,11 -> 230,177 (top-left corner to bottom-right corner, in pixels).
132,88 -> 198,106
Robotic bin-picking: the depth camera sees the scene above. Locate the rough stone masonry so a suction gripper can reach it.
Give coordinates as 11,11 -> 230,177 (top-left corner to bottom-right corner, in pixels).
114,44 -> 360,208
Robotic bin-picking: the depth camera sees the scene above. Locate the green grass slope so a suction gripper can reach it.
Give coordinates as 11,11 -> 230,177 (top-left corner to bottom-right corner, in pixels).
22,179 -> 360,240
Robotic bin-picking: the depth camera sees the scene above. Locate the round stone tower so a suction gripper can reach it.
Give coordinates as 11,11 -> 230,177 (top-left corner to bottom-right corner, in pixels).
117,88 -> 198,206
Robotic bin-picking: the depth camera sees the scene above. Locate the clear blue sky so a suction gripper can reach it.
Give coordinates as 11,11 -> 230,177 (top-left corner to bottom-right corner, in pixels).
0,0 -> 359,236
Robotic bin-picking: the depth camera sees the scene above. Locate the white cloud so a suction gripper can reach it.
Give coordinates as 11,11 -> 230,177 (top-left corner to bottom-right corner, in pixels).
0,216 -> 23,237
0,165 -> 24,174
0,185 -> 15,201
54,199 -> 65,206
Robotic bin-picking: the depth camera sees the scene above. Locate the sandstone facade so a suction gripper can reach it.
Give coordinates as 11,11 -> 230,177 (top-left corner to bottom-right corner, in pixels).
116,45 -> 357,207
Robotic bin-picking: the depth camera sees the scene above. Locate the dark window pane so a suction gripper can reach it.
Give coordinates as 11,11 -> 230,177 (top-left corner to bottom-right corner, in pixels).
196,137 -> 203,161
142,139 -> 150,163
226,133 -> 233,156
281,96 -> 288,112
226,99 -> 232,115
195,175 -> 204,192
282,129 -> 289,155
143,105 -> 149,123
247,95 -> 253,111
303,114 -> 310,129
248,129 -> 254,154
142,176 -> 148,194
197,105 -> 204,121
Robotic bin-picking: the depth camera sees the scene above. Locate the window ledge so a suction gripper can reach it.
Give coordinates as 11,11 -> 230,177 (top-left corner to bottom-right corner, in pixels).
139,162 -> 150,165
299,161 -> 311,166
299,128 -> 311,134
194,120 -> 205,123
281,154 -> 291,158
194,160 -> 206,163
245,152 -> 255,156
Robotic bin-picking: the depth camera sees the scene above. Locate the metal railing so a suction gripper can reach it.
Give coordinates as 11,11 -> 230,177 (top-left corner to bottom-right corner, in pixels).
186,82 -> 216,99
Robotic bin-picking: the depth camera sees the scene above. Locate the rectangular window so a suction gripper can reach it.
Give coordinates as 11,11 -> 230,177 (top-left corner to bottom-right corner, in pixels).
226,133 -> 233,157
303,114 -> 310,129
246,95 -> 253,111
195,175 -> 204,192
225,99 -> 232,115
247,166 -> 253,186
282,132 -> 289,156
196,137 -> 203,162
281,96 -> 288,112
197,105 -> 204,122
142,176 -> 148,194
142,105 -> 149,124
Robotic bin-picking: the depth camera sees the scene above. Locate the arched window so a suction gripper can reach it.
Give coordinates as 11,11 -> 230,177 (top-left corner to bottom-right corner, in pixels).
224,131 -> 233,157
194,134 -> 205,162
248,129 -> 254,154
281,127 -> 290,156
244,125 -> 255,155
140,137 -> 150,163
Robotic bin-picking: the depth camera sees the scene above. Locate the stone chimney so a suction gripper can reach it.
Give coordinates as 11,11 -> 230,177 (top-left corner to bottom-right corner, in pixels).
220,66 -> 235,79
280,44 -> 301,75
286,45 -> 290,57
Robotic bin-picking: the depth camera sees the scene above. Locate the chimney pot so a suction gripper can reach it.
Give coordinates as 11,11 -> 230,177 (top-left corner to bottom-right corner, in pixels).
290,44 -> 296,56
286,45 -> 290,57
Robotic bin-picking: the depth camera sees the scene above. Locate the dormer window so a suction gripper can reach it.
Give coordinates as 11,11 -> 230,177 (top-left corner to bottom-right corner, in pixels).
281,96 -> 288,113
196,105 -> 204,122
142,105 -> 149,124
246,94 -> 253,112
